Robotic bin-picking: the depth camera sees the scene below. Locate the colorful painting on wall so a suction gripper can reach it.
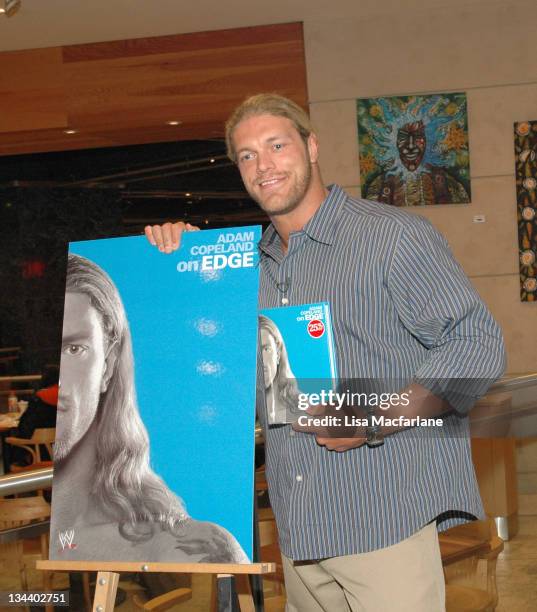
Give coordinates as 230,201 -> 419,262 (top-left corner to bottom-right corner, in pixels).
514,121 -> 537,302
357,93 -> 471,207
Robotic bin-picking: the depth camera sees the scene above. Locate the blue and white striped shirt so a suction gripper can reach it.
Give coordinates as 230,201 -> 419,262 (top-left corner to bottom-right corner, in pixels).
257,184 -> 506,561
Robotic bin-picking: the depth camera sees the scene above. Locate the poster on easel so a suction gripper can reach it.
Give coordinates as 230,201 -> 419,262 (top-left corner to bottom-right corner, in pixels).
50,227 -> 261,564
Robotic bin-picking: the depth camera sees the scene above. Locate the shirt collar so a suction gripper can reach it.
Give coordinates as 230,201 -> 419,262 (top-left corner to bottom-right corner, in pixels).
258,184 -> 346,257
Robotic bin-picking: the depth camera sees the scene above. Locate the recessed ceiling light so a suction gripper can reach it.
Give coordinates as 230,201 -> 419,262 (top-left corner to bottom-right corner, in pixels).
209,158 -> 215,163
64,129 -> 77,135
167,120 -> 182,126
185,192 -> 191,197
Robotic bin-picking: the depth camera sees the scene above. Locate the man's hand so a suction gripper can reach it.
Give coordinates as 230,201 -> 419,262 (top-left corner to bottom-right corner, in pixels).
314,437 -> 367,452
144,222 -> 200,254
291,382 -> 452,452
291,402 -> 367,452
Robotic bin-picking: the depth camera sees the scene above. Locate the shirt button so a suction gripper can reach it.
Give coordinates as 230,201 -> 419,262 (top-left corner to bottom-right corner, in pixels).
281,297 -> 289,305
289,429 -> 295,437
295,474 -> 303,482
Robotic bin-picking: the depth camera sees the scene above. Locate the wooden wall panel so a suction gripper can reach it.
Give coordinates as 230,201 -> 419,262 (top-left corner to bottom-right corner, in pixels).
0,47 -> 67,134
0,23 -> 308,156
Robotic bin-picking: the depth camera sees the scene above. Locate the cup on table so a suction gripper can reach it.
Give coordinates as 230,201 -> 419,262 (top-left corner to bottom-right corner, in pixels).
17,400 -> 29,414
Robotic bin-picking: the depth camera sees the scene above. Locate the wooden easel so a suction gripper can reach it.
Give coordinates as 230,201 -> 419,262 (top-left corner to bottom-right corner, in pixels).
36,560 -> 275,611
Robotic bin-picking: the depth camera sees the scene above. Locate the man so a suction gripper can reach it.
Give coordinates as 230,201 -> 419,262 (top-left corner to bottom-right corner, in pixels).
50,252 -> 248,563
145,94 -> 505,611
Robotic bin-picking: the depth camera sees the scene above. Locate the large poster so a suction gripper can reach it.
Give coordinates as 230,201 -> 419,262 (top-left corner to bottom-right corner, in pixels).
514,120 -> 537,301
50,227 -> 260,563
357,93 -> 471,206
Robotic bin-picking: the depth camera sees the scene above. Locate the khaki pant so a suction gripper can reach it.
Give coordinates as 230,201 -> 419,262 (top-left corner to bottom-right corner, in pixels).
282,522 -> 445,612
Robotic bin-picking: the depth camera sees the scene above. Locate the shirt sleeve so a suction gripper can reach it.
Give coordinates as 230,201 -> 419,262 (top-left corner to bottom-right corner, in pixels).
386,216 -> 506,414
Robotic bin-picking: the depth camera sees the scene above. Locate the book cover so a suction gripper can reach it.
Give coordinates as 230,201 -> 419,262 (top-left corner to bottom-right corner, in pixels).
50,226 -> 260,563
259,302 -> 338,425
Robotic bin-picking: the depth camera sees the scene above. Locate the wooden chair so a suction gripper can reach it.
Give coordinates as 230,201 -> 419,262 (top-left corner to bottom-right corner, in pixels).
5,427 -> 55,471
0,495 -> 53,610
443,519 -> 504,612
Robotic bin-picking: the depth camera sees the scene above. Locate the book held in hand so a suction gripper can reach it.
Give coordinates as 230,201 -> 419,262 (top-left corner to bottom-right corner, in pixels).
259,302 -> 338,425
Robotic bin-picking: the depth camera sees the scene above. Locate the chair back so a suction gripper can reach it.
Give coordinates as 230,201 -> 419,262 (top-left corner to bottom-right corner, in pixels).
0,496 -> 51,595
31,428 -> 56,461
6,427 -> 56,464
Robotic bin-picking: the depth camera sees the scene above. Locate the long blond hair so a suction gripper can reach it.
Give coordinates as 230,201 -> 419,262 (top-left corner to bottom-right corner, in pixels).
66,253 -> 187,542
258,314 -> 300,413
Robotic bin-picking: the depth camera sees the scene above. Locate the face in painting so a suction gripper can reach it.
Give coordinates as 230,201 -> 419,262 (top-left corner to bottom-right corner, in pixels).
232,114 -> 315,217
260,327 -> 279,389
397,121 -> 426,171
55,292 -> 108,461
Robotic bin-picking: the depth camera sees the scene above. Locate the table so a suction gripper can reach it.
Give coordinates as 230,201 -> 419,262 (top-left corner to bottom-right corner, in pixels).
439,533 -> 491,566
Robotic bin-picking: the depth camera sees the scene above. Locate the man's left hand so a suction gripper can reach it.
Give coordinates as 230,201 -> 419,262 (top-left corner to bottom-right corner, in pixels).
291,402 -> 367,451
314,436 -> 367,452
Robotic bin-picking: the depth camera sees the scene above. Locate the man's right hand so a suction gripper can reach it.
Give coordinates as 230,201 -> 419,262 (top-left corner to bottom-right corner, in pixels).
144,222 -> 200,254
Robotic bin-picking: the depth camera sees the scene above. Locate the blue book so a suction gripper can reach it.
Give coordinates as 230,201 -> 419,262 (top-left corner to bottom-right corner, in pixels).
259,302 -> 338,425
50,227 -> 260,563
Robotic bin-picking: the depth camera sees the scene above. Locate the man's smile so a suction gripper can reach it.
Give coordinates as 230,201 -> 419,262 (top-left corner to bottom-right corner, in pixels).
257,175 -> 287,190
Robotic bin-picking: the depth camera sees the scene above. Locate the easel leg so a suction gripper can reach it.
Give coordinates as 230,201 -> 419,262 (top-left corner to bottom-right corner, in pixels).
92,571 -> 119,612
236,574 -> 255,612
216,574 -> 240,612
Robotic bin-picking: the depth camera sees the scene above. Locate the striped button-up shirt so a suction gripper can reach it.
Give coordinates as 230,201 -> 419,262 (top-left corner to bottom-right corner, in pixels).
257,184 -> 505,561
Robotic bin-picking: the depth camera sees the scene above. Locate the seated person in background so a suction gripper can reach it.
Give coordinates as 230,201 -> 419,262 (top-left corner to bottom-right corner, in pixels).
10,364 -> 59,465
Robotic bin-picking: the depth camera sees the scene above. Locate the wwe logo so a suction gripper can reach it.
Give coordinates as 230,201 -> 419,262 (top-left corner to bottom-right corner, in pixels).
58,529 -> 76,550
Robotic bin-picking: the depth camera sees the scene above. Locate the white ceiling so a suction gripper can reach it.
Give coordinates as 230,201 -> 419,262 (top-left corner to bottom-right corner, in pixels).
0,0 -> 490,52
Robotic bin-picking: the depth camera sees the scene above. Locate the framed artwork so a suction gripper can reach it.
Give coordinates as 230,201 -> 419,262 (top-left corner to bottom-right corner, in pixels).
514,121 -> 537,301
50,228 -> 260,563
357,93 -> 471,206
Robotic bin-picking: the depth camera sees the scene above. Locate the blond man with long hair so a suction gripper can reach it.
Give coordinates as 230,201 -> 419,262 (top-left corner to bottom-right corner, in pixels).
145,93 -> 505,611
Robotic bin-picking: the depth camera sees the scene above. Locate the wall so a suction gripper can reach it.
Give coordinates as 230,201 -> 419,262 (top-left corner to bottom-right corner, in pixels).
304,0 -> 537,374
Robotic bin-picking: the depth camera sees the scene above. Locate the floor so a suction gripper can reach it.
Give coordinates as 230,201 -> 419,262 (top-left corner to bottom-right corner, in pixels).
1,517 -> 536,611
495,516 -> 537,612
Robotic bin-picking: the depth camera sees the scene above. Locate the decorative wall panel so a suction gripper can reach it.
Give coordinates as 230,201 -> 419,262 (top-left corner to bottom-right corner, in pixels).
514,121 -> 537,301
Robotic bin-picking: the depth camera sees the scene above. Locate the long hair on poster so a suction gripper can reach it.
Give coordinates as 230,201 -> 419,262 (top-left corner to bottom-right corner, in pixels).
50,229 -> 260,563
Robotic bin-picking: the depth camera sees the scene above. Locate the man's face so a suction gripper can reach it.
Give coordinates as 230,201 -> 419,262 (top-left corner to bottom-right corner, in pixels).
260,327 -> 279,389
232,114 -> 314,217
55,292 -> 108,461
396,121 -> 426,171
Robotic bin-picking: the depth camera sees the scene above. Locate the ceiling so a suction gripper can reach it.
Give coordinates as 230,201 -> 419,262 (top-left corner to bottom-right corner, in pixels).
0,20 -> 307,227
0,0 -> 487,228
0,0 -> 483,53
0,138 -> 268,229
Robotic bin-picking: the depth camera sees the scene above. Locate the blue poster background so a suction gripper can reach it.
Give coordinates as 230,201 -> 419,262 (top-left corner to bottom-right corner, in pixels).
260,302 -> 338,394
68,227 -> 260,559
